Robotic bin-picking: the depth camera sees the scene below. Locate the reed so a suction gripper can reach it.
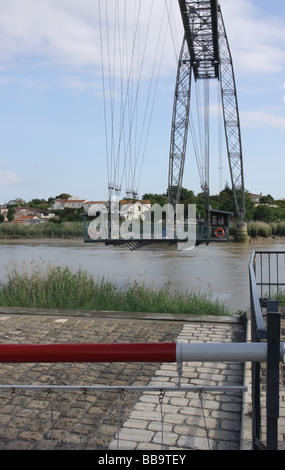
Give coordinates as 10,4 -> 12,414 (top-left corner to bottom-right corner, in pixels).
275,221 -> 285,236
247,221 -> 272,238
0,222 -> 83,239
247,220 -> 285,238
0,265 -> 230,316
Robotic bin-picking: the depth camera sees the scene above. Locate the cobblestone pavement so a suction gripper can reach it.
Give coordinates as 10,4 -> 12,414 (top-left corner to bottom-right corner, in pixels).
108,322 -> 246,450
0,309 -> 248,450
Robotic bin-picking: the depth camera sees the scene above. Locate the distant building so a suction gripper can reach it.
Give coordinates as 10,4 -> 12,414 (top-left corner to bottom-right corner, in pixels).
50,196 -> 86,211
120,199 -> 151,220
17,207 -> 54,219
248,193 -> 262,204
6,198 -> 25,206
48,196 -> 153,221
83,201 -> 107,213
7,207 -> 55,224
12,214 -> 42,225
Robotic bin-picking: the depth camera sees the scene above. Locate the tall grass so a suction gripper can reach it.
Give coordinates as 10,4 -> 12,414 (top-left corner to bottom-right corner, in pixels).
272,221 -> 285,236
0,222 -> 83,239
247,221 -> 285,238
247,221 -> 272,238
0,265 -> 230,316
277,290 -> 285,306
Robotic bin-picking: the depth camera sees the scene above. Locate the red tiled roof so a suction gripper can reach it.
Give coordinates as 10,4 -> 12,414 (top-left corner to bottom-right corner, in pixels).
120,199 -> 151,205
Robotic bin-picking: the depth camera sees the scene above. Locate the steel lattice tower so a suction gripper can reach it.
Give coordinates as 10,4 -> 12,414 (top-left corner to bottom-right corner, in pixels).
168,0 -> 245,221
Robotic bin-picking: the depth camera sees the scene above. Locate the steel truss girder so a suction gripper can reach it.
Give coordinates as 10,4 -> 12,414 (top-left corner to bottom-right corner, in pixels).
168,1 -> 245,220
178,0 -> 219,80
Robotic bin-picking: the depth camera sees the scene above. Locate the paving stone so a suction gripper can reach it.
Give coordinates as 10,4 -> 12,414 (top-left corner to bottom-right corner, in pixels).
108,317 -> 247,450
0,309 -> 283,450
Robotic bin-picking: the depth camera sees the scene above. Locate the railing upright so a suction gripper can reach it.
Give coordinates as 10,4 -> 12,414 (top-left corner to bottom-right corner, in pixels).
266,300 -> 280,451
249,251 -> 283,450
249,251 -> 266,450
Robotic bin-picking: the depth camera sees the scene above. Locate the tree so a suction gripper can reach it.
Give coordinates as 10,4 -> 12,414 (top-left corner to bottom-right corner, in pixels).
259,194 -> 274,204
55,193 -> 71,200
244,193 -> 255,221
253,204 -> 275,223
29,198 -> 48,206
141,192 -> 168,206
7,207 -> 16,222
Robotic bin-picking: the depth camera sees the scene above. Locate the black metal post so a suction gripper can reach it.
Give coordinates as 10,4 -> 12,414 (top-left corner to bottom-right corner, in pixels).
249,252 -> 266,449
266,300 -> 280,450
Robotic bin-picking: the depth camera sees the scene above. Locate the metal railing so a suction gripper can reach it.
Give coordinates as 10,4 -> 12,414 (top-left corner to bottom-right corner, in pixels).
249,251 -> 284,450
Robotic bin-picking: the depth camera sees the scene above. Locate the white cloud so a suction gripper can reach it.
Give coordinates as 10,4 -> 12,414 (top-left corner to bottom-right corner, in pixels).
241,110 -> 285,131
219,0 -> 285,74
0,0 -> 180,73
1,0 -> 284,78
0,170 -> 20,186
0,0 -> 100,68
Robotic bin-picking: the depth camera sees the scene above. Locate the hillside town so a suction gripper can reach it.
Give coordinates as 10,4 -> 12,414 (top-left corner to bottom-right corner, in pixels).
0,191 -> 284,226
0,196 -> 153,225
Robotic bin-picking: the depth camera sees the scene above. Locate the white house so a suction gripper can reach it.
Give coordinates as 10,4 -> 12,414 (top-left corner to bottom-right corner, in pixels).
120,199 -> 151,220
50,196 -> 87,211
83,201 -> 107,213
248,193 -> 262,204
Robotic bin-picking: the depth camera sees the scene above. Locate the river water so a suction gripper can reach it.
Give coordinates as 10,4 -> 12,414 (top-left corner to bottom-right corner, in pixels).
0,238 -> 284,313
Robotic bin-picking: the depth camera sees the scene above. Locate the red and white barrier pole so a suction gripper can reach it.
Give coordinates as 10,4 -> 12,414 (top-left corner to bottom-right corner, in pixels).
0,342 -> 283,364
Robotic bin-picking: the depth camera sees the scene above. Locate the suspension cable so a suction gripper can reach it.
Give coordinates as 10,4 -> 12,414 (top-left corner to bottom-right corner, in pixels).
132,2 -> 171,196
98,0 -> 180,201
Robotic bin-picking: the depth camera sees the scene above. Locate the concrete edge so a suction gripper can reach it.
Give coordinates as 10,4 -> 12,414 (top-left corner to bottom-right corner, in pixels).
0,306 -> 242,324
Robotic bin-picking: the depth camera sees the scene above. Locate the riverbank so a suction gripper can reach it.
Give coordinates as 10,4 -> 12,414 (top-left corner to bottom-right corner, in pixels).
1,236 -> 284,314
0,221 -> 83,239
0,265 -> 230,317
1,235 -> 284,246
0,237 -> 85,245
1,220 -> 285,241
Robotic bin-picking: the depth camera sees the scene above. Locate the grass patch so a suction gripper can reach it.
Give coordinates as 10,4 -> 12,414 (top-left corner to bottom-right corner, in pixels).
277,291 -> 285,306
0,265 -> 229,316
263,289 -> 285,306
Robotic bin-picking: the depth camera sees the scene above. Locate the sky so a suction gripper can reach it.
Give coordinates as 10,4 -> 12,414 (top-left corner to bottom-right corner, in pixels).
0,0 -> 285,205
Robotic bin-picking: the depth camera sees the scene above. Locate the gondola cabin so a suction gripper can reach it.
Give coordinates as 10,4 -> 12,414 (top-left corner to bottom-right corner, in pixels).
82,206 -> 232,250
196,209 -> 232,246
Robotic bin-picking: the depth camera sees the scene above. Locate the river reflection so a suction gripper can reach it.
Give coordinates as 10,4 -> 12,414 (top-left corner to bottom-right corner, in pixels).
0,239 -> 284,312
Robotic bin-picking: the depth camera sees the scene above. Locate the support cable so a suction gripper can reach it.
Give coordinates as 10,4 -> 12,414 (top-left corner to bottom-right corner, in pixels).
199,389 -> 211,450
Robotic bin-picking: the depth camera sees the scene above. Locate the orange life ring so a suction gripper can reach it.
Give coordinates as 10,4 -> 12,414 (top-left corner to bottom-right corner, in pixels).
88,225 -> 99,240
215,227 -> 224,238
